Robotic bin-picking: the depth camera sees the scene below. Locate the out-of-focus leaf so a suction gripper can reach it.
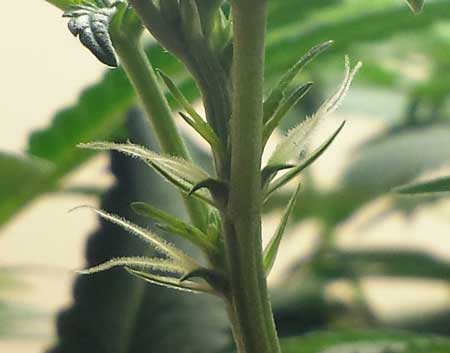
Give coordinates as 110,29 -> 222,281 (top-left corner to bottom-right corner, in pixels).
342,125 -> 450,194
406,0 -> 425,13
318,249 -> 450,281
281,330 -> 450,353
0,153 -> 53,224
394,175 -> 450,194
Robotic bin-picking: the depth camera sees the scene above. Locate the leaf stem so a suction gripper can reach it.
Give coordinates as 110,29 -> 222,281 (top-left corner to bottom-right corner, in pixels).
225,1 -> 281,353
111,29 -> 206,229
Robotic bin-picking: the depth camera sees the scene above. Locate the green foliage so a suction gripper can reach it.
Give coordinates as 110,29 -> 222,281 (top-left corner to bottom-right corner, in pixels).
74,206 -> 199,267
263,82 -> 313,147
79,141 -> 216,205
394,175 -> 450,194
45,0 -> 83,11
406,0 -> 425,13
263,183 -> 301,276
157,70 -> 224,158
0,153 -> 53,222
264,121 -> 346,202
263,41 -> 333,124
131,201 -> 216,254
266,57 -> 361,167
9,1 -> 449,352
281,330 -> 450,353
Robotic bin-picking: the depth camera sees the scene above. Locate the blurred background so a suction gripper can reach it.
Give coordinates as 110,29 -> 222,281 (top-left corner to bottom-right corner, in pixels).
1,1 -> 450,353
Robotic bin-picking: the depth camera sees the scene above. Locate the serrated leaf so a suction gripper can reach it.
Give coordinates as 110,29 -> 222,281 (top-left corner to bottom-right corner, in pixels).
265,121 -> 345,202
264,40 -> 333,123
0,153 -> 53,201
77,256 -> 187,275
264,182 -> 301,276
78,142 -> 215,204
263,82 -> 313,148
281,330 -> 450,353
267,57 -> 360,167
394,175 -> 450,194
72,206 -> 199,267
126,268 -> 213,294
406,0 -> 425,13
131,202 -> 215,253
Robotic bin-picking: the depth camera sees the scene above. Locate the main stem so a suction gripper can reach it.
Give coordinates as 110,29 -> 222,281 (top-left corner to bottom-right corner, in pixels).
225,1 -> 281,353
112,35 -> 206,229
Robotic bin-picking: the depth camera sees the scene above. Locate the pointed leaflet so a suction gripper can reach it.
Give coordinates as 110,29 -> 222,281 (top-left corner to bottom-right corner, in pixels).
263,82 -> 313,147
72,206 -> 199,268
78,142 -> 215,204
77,256 -> 187,275
394,175 -> 450,194
406,0 -> 425,13
264,40 -> 333,123
264,182 -> 301,276
267,56 -> 361,167
126,268 -> 214,294
156,70 -> 224,156
264,121 -> 346,201
131,202 -> 215,253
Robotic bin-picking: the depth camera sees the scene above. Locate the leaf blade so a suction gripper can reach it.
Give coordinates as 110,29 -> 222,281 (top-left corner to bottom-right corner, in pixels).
126,268 -> 213,294
131,201 -> 216,253
77,256 -> 187,275
264,182 -> 301,276
394,175 -> 450,194
72,206 -> 198,267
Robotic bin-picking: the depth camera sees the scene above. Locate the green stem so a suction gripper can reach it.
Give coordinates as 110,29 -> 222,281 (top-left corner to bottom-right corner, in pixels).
225,1 -> 281,353
111,32 -> 206,229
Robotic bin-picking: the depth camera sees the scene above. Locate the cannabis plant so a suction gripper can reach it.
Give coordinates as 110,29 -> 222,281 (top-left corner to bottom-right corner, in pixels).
39,1 -> 450,353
